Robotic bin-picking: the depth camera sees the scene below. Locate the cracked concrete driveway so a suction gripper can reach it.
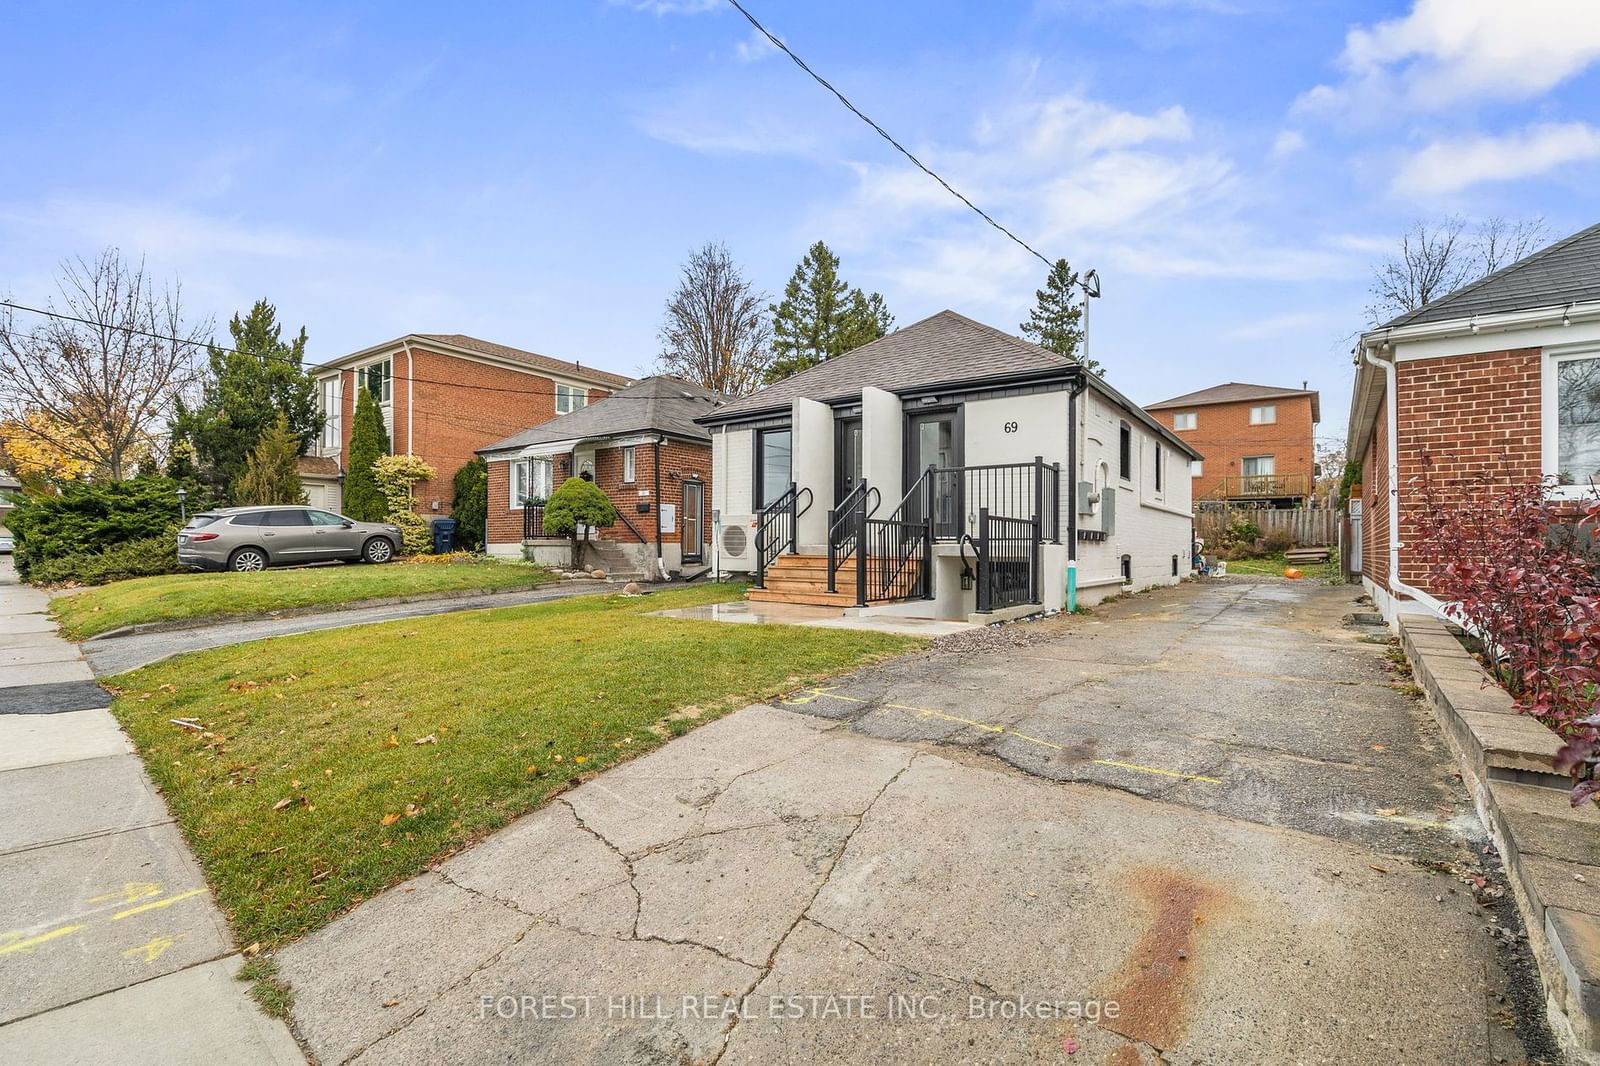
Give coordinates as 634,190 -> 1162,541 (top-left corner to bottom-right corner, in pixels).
276,579 -> 1554,1065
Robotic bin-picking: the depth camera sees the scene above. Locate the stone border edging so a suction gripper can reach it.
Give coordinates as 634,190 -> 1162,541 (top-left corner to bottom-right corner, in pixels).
78,579 -> 605,642
1400,615 -> 1600,1060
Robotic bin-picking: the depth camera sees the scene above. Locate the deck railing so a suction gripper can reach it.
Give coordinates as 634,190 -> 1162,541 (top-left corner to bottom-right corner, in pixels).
895,457 -> 1060,542
1204,473 -> 1312,501
754,483 -> 811,588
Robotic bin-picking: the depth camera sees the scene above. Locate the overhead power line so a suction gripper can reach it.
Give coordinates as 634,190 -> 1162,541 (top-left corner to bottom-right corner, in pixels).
724,0 -> 1058,274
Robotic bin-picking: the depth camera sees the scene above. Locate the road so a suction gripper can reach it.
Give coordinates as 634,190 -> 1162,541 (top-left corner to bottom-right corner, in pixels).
276,578 -> 1556,1065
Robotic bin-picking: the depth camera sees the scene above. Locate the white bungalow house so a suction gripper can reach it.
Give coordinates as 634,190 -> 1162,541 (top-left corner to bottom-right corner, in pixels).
697,310 -> 1200,621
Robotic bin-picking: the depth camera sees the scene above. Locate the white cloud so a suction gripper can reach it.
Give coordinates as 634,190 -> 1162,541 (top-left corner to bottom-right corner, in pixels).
1391,121 -> 1600,196
613,0 -> 720,14
735,29 -> 779,63
1297,0 -> 1600,115
1223,309 -> 1338,340
1269,129 -> 1307,160
1,198 -> 349,261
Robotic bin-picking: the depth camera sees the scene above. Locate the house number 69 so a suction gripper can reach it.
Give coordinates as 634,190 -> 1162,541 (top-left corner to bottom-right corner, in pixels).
1003,421 -> 1019,433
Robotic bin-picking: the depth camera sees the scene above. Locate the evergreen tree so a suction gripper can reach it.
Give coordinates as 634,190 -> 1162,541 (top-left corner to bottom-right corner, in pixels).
1020,259 -> 1100,375
233,413 -> 305,505
451,457 -> 489,552
343,387 -> 390,522
765,241 -> 893,382
173,300 -> 322,502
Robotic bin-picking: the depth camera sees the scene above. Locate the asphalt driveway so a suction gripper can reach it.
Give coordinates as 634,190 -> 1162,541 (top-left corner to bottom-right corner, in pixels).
276,578 -> 1555,1065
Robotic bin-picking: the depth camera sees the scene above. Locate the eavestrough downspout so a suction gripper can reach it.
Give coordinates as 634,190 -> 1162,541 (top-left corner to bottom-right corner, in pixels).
653,438 -> 666,579
1361,347 -> 1449,621
1066,370 -> 1087,611
404,342 -> 416,455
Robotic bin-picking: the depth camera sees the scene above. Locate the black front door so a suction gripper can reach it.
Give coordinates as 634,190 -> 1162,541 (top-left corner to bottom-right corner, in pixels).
835,418 -> 862,504
908,411 -> 962,538
681,481 -> 704,563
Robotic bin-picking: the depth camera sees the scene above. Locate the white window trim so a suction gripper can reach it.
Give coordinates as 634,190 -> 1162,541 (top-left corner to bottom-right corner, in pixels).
1153,442 -> 1164,498
622,445 -> 636,483
1543,343 -> 1600,499
555,383 -> 588,415
1173,412 -> 1197,431
1241,455 -> 1276,477
1249,404 -> 1277,425
508,458 -> 553,509
1190,459 -> 1204,478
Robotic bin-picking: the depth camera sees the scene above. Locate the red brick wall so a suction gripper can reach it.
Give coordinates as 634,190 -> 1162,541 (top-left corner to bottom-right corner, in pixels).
1361,383 -> 1390,592
1155,395 -> 1316,500
486,439 -> 714,551
332,344 -> 613,519
1359,347 -> 1544,596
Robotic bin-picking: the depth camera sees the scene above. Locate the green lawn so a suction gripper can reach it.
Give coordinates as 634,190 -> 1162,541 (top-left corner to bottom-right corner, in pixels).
51,557 -> 556,639
1223,549 -> 1341,582
106,582 -> 919,947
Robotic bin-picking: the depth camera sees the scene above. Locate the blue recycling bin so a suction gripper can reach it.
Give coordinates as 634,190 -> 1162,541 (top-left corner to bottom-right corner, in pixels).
432,519 -> 458,555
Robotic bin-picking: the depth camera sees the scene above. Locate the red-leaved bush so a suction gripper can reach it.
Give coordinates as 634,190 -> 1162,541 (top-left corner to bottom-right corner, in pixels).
1413,463 -> 1600,806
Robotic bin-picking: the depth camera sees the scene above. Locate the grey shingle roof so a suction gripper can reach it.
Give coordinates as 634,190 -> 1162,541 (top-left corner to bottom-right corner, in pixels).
698,309 -> 1201,460
1148,382 -> 1320,422
703,310 -> 1077,422
1380,221 -> 1600,329
478,376 -> 725,454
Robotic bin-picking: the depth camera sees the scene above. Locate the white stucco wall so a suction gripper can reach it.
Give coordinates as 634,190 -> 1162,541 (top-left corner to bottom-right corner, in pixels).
711,425 -> 757,571
791,398 -> 833,553
861,386 -> 902,509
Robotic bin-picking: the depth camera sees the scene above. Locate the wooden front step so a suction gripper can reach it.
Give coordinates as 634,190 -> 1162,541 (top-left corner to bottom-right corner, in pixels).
750,553 -> 922,607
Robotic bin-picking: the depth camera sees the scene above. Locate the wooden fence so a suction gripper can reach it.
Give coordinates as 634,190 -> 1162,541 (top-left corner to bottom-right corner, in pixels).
1194,506 -> 1337,548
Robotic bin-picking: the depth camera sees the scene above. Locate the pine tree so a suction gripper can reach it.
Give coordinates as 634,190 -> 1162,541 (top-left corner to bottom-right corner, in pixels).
343,387 -> 390,522
1020,259 -> 1100,375
233,413 -> 305,505
765,241 -> 893,382
173,300 -> 322,502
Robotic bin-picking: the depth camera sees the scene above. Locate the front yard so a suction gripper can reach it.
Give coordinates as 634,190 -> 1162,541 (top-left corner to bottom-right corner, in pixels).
106,582 -> 919,948
1223,549 -> 1341,582
51,556 -> 555,639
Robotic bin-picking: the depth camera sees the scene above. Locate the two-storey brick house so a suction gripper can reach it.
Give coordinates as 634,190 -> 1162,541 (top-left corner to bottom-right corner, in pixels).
300,334 -> 632,521
1147,382 -> 1320,507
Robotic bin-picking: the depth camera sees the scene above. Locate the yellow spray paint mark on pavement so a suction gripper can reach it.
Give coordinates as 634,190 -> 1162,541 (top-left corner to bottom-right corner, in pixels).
89,882 -> 163,905
0,924 -> 86,957
122,933 -> 186,963
784,688 -> 1222,786
112,888 -> 206,921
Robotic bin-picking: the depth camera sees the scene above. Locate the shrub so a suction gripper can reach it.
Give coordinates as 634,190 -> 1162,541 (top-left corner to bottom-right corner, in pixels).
451,457 -> 488,552
233,413 -> 306,505
9,476 -> 182,577
372,454 -> 436,554
1222,519 -> 1260,547
543,477 -> 617,570
1261,530 -> 1294,555
28,534 -> 184,586
343,388 -> 390,522
1414,468 -> 1600,806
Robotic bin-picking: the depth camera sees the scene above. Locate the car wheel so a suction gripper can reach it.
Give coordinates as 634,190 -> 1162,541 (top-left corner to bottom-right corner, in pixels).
363,537 -> 395,564
229,547 -> 268,573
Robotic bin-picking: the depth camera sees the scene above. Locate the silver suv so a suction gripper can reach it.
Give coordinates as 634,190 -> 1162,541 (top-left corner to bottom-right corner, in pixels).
178,506 -> 403,572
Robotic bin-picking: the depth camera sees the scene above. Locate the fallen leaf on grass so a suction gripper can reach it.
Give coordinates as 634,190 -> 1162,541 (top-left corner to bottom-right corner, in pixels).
385,735 -> 399,749
273,798 -> 293,811
243,942 -> 261,956
381,813 -> 401,826
413,735 -> 437,746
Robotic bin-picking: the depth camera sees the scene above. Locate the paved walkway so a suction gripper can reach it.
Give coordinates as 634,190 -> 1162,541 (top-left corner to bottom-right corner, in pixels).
275,579 -> 1555,1065
0,560 -> 302,1064
82,579 -> 610,677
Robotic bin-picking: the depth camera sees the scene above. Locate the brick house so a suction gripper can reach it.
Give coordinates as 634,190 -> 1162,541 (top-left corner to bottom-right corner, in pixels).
1146,383 -> 1320,507
1347,221 -> 1600,623
300,334 -> 632,520
478,376 -> 723,579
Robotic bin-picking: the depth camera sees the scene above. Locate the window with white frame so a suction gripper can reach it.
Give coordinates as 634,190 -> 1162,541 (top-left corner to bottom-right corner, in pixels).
556,384 -> 587,415
1173,412 -> 1197,431
1249,404 -> 1277,425
317,376 -> 340,453
362,359 -> 392,403
1551,352 -> 1600,491
622,446 -> 636,483
1241,455 -> 1275,477
510,458 -> 553,508
1190,459 -> 1204,478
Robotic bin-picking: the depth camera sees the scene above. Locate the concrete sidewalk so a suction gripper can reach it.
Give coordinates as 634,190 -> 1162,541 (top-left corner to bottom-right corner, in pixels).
0,560 -> 302,1064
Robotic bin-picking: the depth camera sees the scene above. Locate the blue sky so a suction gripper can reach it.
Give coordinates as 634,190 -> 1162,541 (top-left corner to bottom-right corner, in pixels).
5,1 -> 1599,440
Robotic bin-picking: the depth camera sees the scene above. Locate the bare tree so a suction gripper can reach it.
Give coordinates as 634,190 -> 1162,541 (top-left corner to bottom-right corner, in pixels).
656,242 -> 772,396
1368,215 -> 1551,325
0,249 -> 209,479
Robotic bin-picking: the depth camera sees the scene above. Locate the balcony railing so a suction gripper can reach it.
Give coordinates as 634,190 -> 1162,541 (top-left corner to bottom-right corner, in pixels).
1205,473 -> 1312,500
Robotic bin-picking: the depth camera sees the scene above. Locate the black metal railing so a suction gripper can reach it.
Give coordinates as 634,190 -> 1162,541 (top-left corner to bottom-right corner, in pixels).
972,508 -> 1040,612
522,504 -> 545,540
755,483 -> 812,588
827,481 -> 879,594
614,510 -> 648,544
858,516 -> 930,605
896,457 -> 1060,543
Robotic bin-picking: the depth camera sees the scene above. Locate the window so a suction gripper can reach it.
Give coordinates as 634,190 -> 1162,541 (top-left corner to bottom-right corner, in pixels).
1554,354 -> 1600,490
1249,404 -> 1277,425
755,428 -> 793,508
622,446 -> 636,483
1118,422 -> 1132,481
1190,460 -> 1204,478
1154,443 -> 1164,493
1241,455 -> 1276,477
1172,412 -> 1197,431
318,376 -> 341,452
229,512 -> 265,526
510,458 -> 553,508
556,384 -> 588,415
362,359 -> 392,403
309,510 -> 346,526
264,509 -> 312,527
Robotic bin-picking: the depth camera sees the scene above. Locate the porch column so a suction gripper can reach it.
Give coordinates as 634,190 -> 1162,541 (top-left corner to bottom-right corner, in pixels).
860,386 -> 902,510
791,398 -> 832,554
